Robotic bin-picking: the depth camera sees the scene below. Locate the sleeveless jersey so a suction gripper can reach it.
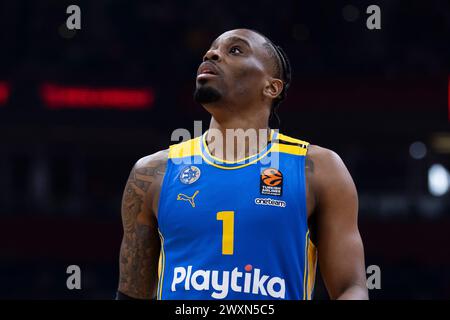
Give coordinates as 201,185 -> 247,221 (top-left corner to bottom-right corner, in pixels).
156,130 -> 317,300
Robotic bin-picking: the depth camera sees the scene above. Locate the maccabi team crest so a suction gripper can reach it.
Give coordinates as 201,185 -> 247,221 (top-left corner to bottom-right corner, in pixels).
179,165 -> 201,184
260,168 -> 283,196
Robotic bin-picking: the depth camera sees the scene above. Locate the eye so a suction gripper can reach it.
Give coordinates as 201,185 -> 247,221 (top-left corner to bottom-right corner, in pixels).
229,46 -> 243,54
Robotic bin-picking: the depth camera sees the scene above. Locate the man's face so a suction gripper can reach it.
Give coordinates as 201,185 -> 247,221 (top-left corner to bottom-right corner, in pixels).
194,29 -> 273,106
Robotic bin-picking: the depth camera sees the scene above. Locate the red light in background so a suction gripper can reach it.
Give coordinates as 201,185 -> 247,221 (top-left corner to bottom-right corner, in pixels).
0,82 -> 10,105
40,83 -> 155,110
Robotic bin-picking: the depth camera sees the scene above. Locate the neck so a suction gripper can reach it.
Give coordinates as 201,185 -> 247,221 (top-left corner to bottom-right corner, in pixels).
204,107 -> 272,162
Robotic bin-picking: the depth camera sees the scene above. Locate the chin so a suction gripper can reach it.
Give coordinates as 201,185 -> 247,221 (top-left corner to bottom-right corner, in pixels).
193,84 -> 222,104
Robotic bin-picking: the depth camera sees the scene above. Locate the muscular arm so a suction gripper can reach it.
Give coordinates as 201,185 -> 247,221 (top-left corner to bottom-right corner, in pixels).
117,150 -> 168,299
308,146 -> 368,300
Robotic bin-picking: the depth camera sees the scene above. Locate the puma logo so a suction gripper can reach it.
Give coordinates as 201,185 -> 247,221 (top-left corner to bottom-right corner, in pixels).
177,190 -> 199,208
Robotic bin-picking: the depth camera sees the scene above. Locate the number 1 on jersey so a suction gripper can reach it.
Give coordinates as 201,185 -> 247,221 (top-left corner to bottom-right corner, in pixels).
216,211 -> 234,255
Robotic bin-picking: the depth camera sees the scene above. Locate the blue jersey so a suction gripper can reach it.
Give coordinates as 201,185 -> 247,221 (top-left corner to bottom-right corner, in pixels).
156,130 -> 317,300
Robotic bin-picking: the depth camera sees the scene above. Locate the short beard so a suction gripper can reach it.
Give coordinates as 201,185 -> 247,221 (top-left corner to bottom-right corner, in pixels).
194,85 -> 222,104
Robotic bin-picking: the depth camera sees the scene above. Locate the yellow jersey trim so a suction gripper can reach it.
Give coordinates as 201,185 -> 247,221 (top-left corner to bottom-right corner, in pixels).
303,230 -> 309,300
307,238 -> 318,300
201,129 -> 275,164
199,142 -> 308,170
156,230 -> 166,300
277,133 -> 309,148
168,137 -> 202,159
271,143 -> 308,156
167,132 -> 309,169
200,153 -> 265,170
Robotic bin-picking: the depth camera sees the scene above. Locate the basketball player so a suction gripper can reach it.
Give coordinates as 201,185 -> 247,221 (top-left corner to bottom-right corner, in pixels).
116,29 -> 368,300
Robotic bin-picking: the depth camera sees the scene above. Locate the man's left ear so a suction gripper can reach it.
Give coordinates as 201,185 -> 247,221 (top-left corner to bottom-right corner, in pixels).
263,78 -> 284,100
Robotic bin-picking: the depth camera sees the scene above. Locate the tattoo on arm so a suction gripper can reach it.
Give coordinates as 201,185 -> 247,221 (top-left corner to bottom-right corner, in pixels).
118,157 -> 167,299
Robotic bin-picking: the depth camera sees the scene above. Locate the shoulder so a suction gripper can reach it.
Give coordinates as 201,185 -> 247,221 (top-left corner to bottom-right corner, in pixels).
275,132 -> 342,168
306,145 -> 345,171
128,149 -> 169,194
134,149 -> 169,170
306,144 -> 356,195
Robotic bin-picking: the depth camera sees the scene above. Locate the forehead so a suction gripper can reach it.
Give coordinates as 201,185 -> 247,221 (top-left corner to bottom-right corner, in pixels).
210,29 -> 267,49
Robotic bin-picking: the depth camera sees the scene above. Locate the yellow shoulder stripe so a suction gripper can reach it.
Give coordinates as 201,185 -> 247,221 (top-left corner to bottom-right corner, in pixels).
272,143 -> 308,156
277,133 -> 309,147
168,134 -> 309,159
168,137 -> 202,159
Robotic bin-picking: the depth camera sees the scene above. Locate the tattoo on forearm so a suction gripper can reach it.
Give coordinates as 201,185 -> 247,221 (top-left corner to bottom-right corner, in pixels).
119,223 -> 160,298
119,156 -> 167,298
122,186 -> 143,235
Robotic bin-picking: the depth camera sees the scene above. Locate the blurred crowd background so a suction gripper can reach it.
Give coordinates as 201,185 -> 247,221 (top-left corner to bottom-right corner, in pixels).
0,0 -> 449,299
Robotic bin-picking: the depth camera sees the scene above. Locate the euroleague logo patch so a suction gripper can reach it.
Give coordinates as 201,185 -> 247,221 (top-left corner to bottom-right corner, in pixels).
179,165 -> 201,184
260,168 -> 283,196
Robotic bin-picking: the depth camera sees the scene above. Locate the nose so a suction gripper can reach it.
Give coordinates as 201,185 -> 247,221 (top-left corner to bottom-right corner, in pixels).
203,48 -> 221,62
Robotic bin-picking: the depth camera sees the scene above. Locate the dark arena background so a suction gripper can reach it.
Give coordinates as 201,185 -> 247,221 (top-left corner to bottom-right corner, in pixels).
0,0 -> 449,299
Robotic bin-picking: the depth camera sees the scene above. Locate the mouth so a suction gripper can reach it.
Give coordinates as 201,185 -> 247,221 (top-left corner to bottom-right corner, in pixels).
197,62 -> 220,80
197,73 -> 218,81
